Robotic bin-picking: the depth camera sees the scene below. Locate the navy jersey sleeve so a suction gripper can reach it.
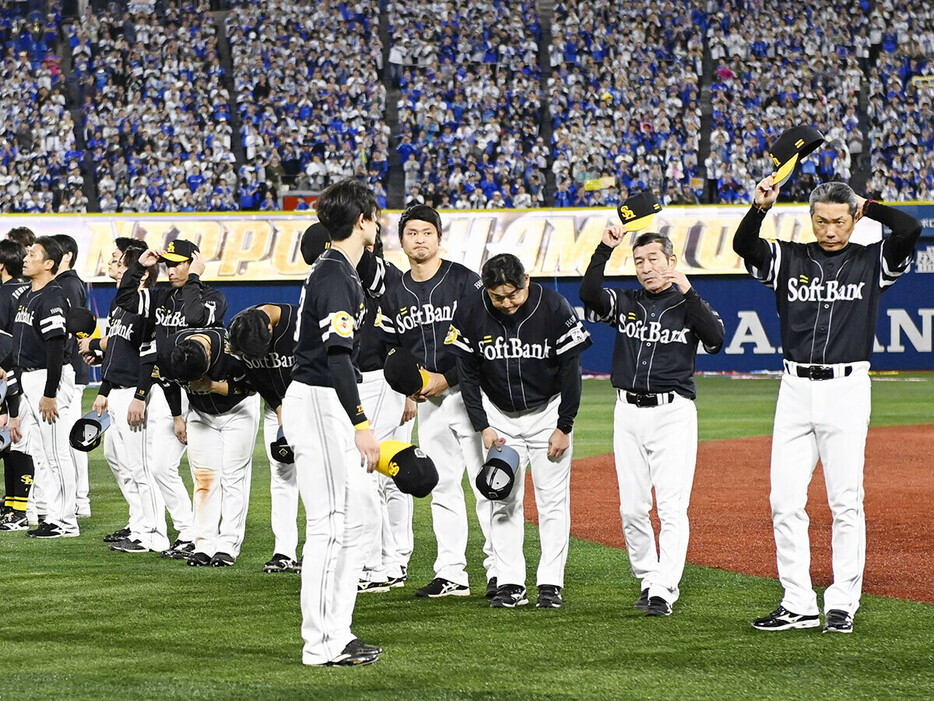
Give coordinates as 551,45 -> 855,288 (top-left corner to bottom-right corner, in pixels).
38,290 -> 68,341
552,294 -> 592,357
313,274 -> 362,352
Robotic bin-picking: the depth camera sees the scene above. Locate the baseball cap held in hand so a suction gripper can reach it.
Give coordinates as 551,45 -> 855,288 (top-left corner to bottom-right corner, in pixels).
376,440 -> 439,497
383,347 -> 430,396
160,239 -> 199,263
475,444 -> 521,500
69,410 -> 112,452
617,191 -> 662,231
769,126 -> 824,187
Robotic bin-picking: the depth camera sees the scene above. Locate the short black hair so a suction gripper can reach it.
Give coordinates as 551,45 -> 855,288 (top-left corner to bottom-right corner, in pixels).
7,227 -> 36,247
631,232 -> 673,257
170,339 -> 210,382
121,247 -> 157,288
228,307 -> 272,358
115,237 -> 148,254
0,239 -> 26,278
33,236 -> 65,274
52,234 -> 78,267
481,253 -> 528,290
315,179 -> 379,241
398,204 -> 442,243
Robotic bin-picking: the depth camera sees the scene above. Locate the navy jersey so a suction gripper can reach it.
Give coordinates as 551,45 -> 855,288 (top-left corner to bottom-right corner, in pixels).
292,249 -> 366,387
0,277 -> 29,332
581,244 -> 724,399
57,269 -> 90,384
157,328 -> 252,415
236,303 -> 297,410
378,259 -> 483,379
358,260 -> 404,372
734,202 -> 921,364
449,282 -> 591,433
101,297 -> 154,388
10,281 -> 71,370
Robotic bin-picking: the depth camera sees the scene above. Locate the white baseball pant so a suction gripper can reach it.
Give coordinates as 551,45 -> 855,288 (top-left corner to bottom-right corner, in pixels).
66,383 -> 90,516
359,369 -> 413,582
770,362 -> 871,617
146,384 -> 194,542
283,382 -> 368,666
186,393 -> 260,558
484,393 -> 572,589
104,386 -> 170,551
613,392 -> 697,605
418,386 -> 491,587
13,390 -> 42,522
263,404 -> 299,561
20,366 -> 77,533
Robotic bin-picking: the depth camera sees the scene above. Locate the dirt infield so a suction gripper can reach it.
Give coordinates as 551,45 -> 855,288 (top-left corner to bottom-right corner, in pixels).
523,425 -> 934,603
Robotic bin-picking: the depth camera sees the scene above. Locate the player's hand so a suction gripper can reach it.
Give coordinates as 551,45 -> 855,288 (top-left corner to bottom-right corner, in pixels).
93,394 -> 108,416
401,396 -> 417,424
547,428 -> 570,459
662,267 -> 692,294
77,337 -> 93,355
602,224 -> 627,249
128,398 -> 147,429
0,413 -> 7,430
139,249 -> 161,268
481,427 -> 505,451
418,371 -> 449,399
754,175 -> 780,209
82,353 -> 101,366
39,396 -> 58,423
854,194 -> 868,222
355,427 -> 380,473
8,415 -> 21,443
173,415 -> 188,445
190,252 -> 206,276
0,367 -> 7,381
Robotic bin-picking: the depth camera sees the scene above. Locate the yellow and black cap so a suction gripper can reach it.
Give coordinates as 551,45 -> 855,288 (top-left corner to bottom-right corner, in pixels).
66,307 -> 98,339
617,191 -> 662,232
376,440 -> 439,498
769,126 -> 824,187
160,239 -> 199,263
69,410 -> 112,452
383,347 -> 430,397
300,222 -> 332,265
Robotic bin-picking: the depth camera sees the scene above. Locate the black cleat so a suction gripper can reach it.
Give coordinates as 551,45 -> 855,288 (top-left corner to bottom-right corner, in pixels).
645,596 -> 672,617
326,638 -> 381,667
536,584 -> 563,609
415,577 -> 469,598
103,527 -> 131,543
752,606 -> 820,631
210,552 -> 235,567
187,551 -> 212,567
822,609 -> 854,634
485,576 -> 498,599
634,588 -> 650,611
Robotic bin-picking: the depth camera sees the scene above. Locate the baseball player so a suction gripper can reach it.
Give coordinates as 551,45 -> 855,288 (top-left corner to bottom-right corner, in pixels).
281,179 -> 382,667
227,303 -> 302,573
156,328 -> 260,566
80,241 -> 170,553
52,234 -> 92,519
580,227 -> 724,617
377,204 -> 492,599
735,178 -> 922,634
113,240 -> 226,559
0,237 -> 78,538
0,238 -> 35,531
448,253 -> 591,609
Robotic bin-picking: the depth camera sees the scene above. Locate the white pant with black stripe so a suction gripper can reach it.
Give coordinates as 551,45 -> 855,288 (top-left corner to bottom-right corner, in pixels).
186,394 -> 260,558
263,405 -> 299,561
20,366 -> 77,532
283,381 -> 368,666
145,385 -> 194,542
613,392 -> 697,605
484,393 -> 572,590
104,386 -> 170,552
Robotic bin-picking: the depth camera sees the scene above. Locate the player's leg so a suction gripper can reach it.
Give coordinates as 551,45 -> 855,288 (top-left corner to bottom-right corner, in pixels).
102,404 -> 144,537
357,372 -> 393,586
264,405 -> 299,566
644,395 -> 697,606
612,396 -> 656,594
770,375 -> 821,616
214,395 -> 261,561
815,368 -> 871,618
68,384 -> 91,517
147,385 -> 194,546
186,408 -> 221,559
381,413 -> 415,581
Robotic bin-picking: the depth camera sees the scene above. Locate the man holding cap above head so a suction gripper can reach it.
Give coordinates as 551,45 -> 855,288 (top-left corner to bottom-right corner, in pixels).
580,196 -> 724,618
447,253 -> 591,609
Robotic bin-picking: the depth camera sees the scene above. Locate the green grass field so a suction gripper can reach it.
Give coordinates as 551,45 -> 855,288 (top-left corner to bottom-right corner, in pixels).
1,375 -> 932,700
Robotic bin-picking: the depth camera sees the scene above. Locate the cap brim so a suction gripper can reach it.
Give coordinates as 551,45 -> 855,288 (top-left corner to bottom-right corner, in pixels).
772,153 -> 799,187
160,253 -> 191,263
624,213 -> 657,232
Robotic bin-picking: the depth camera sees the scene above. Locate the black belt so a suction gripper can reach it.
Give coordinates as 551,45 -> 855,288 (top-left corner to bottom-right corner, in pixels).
793,365 -> 853,381
625,391 -> 674,408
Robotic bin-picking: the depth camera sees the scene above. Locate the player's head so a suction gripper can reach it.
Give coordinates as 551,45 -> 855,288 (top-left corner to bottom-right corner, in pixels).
228,307 -> 272,358
0,239 -> 26,280
315,179 -> 379,245
24,236 -> 65,279
109,237 -> 149,282
481,253 -> 530,315
170,338 -> 210,382
399,204 -> 442,265
119,246 -> 156,288
631,232 -> 676,294
809,182 -> 858,252
6,226 -> 36,248
160,239 -> 199,288
51,234 -> 78,272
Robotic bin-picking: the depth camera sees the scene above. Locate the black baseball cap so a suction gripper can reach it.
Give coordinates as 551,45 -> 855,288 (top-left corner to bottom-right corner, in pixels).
376,440 -> 439,498
769,126 -> 824,186
160,239 -> 199,263
300,222 -> 331,265
475,444 -> 521,500
69,410 -> 112,452
66,307 -> 97,338
383,347 -> 429,396
617,191 -> 662,231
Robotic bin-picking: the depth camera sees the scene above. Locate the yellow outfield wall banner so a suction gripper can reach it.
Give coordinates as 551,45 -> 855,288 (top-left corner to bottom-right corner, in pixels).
1,206 -> 883,283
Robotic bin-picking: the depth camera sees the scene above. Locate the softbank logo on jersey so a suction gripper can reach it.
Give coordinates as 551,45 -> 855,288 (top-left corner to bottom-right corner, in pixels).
617,317 -> 689,345
395,302 -> 457,332
14,307 -> 34,326
479,336 -> 552,360
108,318 -> 134,342
155,308 -> 188,329
243,354 -> 294,370
787,278 -> 865,302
